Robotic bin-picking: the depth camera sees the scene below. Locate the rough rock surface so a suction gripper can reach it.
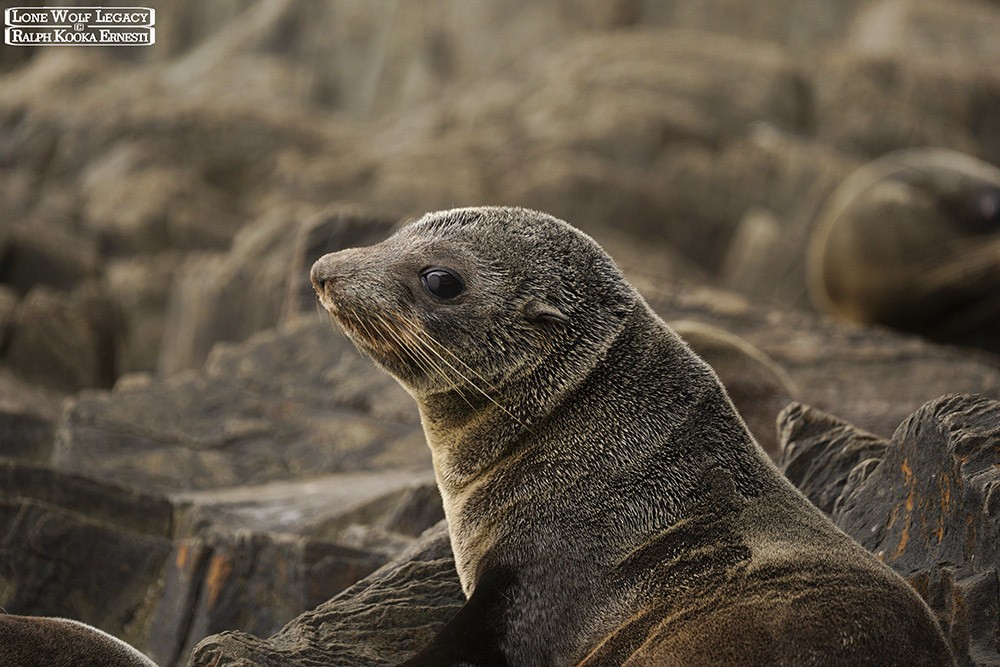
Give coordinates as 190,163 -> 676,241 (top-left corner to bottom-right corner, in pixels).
778,403 -> 888,514
779,395 -> 1000,666
54,317 -> 424,494
0,461 -> 173,652
188,522 -> 461,667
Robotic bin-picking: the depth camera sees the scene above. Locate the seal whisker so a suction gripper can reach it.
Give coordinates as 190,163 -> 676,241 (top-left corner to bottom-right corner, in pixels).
388,319 -> 480,412
909,244 -> 1000,297
374,312 -> 478,410
419,330 -> 501,391
407,326 -> 526,427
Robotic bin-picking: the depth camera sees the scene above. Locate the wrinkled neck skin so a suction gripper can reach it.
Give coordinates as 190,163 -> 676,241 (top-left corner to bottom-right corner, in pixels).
413,299 -> 780,665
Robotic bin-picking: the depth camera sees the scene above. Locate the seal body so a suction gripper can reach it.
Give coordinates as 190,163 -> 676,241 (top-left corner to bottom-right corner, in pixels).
311,206 -> 954,666
0,615 -> 157,667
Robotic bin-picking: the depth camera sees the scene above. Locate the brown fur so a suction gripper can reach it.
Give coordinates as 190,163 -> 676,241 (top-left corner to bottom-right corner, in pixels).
312,206 -> 955,666
0,615 -> 156,667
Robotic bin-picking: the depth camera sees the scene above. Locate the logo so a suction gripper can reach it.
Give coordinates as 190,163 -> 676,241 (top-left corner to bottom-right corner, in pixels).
5,6 -> 155,46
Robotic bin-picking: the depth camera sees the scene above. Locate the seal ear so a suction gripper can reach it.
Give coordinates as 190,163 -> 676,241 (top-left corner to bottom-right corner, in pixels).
523,299 -> 569,324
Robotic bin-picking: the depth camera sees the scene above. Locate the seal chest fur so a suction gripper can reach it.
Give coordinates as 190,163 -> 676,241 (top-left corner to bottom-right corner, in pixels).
311,206 -> 954,666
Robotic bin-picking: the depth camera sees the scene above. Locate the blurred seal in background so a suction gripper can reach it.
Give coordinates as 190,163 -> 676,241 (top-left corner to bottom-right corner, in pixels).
808,148 -> 1000,354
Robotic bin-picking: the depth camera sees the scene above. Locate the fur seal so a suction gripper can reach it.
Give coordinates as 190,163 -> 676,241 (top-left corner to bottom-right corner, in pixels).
807,148 -> 1000,354
311,206 -> 954,666
0,615 -> 157,667
669,320 -> 795,460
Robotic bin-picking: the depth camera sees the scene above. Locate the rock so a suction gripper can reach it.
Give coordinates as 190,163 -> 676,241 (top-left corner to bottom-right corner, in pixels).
170,470 -> 437,540
0,461 -> 173,653
780,395 -> 1000,666
638,0 -> 865,50
0,224 -> 100,296
80,143 -> 244,254
672,320 -> 795,459
147,528 -> 389,667
777,402 -> 888,514
55,316 -> 424,494
158,205 -> 398,375
835,394 -> 1000,579
0,459 -> 173,537
142,471 -> 441,666
105,252 -> 185,374
814,52 -> 1000,165
372,30 -> 817,265
0,462 -> 441,667
0,283 -> 19,349
849,0 -> 1000,66
0,369 -> 61,463
3,283 -> 120,393
188,522 -> 462,667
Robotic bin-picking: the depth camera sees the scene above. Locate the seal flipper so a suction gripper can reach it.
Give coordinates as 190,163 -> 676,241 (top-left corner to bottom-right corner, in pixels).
400,566 -> 515,667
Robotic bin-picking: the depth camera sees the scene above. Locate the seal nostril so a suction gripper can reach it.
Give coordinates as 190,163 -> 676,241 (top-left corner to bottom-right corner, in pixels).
310,260 -> 334,296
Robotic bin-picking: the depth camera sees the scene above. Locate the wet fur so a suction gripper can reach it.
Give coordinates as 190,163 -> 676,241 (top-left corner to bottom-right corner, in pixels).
312,207 -> 955,666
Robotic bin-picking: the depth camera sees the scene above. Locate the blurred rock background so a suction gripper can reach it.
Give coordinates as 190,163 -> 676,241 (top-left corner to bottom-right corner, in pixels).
0,1 -> 999,665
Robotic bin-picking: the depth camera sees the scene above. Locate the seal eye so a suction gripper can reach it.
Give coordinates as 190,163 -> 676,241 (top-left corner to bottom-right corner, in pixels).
977,190 -> 1000,224
421,268 -> 464,299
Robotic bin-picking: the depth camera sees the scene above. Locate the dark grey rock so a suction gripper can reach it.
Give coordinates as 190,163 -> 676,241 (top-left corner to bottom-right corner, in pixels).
0,369 -> 63,462
187,522 -> 462,667
0,224 -> 100,297
144,472 -> 442,666
781,394 -> 1000,666
0,462 -> 173,652
170,470 -> 437,540
0,459 -> 174,538
55,316 -> 424,494
148,528 -> 389,667
835,395 -> 1000,576
0,283 -> 19,350
777,402 -> 888,514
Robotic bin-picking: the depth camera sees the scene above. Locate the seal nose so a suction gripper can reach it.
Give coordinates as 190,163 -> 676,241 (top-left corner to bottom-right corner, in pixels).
310,255 -> 337,297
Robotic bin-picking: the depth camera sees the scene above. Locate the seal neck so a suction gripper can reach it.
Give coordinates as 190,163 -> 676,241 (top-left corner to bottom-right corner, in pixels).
418,300 -> 636,491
